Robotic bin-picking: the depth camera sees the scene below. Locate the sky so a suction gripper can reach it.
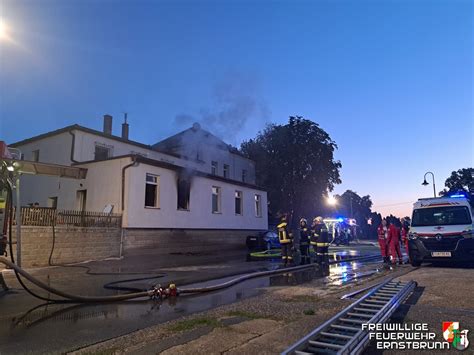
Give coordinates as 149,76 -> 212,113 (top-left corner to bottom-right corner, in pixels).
0,0 -> 472,218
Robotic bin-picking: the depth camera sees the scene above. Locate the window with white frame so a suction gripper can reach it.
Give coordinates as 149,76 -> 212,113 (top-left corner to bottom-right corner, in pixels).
211,161 -> 218,175
223,164 -> 230,178
255,194 -> 262,217
145,174 -> 159,208
212,186 -> 221,213
235,191 -> 243,215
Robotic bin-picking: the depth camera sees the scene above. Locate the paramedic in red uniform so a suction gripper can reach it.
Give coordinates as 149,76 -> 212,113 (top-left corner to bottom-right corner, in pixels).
388,220 -> 403,265
377,219 -> 389,264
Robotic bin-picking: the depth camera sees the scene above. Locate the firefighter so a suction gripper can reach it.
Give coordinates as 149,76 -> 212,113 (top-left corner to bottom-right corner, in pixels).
277,214 -> 293,266
377,219 -> 390,264
311,217 -> 330,272
299,218 -> 310,265
388,220 -> 403,265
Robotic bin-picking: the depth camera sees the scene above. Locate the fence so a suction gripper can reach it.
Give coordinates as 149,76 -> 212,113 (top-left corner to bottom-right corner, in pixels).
12,207 -> 122,228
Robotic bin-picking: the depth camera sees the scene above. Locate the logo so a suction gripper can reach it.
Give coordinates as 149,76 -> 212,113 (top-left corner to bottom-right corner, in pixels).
436,234 -> 444,241
443,322 -> 470,351
435,226 -> 445,231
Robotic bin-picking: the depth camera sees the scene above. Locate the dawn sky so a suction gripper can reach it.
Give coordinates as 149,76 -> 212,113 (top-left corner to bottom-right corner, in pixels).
1,0 -> 472,218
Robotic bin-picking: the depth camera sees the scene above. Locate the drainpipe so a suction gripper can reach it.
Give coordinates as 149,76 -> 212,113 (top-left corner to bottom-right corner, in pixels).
69,130 -> 78,163
120,156 -> 139,258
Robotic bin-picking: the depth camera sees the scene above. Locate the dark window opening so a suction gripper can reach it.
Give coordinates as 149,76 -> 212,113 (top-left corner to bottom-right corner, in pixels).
242,169 -> 247,183
145,174 -> 159,207
211,161 -> 218,175
177,179 -> 191,210
235,191 -> 242,215
95,145 -> 110,160
32,150 -> 40,162
223,164 -> 230,178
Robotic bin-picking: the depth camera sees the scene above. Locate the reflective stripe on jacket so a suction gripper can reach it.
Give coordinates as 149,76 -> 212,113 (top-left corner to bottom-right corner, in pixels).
278,222 -> 292,244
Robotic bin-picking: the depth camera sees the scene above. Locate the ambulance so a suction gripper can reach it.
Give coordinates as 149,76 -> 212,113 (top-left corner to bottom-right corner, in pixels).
408,193 -> 474,266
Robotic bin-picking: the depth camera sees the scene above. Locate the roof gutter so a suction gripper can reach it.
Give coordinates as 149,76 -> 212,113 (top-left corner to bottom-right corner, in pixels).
69,130 -> 79,163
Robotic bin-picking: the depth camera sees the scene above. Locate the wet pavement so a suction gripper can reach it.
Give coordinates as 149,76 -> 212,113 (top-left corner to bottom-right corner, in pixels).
0,244 -> 383,354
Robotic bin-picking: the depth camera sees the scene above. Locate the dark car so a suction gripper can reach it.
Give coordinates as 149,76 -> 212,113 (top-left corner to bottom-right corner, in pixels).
246,230 -> 281,250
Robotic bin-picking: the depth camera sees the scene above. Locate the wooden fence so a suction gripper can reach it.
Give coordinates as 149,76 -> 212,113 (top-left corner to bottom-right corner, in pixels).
12,207 -> 122,228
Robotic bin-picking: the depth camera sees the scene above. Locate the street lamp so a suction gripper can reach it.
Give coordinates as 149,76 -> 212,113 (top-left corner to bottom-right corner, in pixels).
327,195 -> 337,206
422,171 -> 437,198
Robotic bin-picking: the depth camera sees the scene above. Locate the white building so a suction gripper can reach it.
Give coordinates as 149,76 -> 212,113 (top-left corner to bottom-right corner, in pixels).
10,116 -> 268,252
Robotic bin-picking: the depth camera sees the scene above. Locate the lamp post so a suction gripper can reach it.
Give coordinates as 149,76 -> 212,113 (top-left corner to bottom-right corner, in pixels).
422,172 -> 437,198
327,195 -> 337,206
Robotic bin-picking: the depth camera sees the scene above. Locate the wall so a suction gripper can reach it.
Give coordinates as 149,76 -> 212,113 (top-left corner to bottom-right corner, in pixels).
125,162 -> 268,230
74,130 -> 202,171
9,226 -> 121,268
122,228 -> 252,255
15,132 -> 80,208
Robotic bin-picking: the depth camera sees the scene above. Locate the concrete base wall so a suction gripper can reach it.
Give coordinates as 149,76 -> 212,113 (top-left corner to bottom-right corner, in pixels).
9,226 -> 121,268
123,229 -> 259,255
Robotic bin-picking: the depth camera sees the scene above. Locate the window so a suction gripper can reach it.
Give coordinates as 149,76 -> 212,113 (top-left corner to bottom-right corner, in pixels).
412,206 -> 472,226
223,164 -> 230,178
235,191 -> 243,215
212,186 -> 221,213
255,194 -> 262,217
48,197 -> 58,209
95,145 -> 111,160
76,190 -> 87,212
177,179 -> 190,210
32,150 -> 40,162
211,161 -> 218,175
242,169 -> 247,183
145,174 -> 159,208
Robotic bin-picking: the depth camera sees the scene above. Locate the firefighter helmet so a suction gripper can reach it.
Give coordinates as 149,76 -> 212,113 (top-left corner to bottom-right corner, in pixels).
313,216 -> 324,223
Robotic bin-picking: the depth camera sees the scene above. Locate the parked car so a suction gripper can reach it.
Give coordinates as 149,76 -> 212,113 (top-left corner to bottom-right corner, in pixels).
246,230 -> 281,250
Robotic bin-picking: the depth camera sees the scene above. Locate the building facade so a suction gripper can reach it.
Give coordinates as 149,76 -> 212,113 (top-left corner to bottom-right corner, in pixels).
9,116 -> 268,252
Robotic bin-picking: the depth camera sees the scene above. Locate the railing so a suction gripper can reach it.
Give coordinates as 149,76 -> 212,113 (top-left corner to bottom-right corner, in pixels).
12,207 -> 122,228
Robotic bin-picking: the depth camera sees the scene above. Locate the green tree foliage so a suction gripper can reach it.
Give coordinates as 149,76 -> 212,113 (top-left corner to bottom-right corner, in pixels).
240,116 -> 341,226
440,168 -> 473,195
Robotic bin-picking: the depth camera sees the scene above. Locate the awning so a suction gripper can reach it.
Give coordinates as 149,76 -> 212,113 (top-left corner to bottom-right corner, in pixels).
2,159 -> 87,179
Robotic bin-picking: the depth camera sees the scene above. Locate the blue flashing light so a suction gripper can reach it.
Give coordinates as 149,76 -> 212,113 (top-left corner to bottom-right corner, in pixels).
450,193 -> 467,198
336,217 -> 344,222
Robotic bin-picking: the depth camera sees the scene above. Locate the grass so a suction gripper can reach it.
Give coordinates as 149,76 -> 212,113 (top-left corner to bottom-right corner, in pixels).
167,317 -> 220,332
303,309 -> 315,316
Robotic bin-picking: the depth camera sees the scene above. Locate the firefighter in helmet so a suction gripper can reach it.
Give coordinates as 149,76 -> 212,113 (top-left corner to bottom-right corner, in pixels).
311,216 -> 330,273
299,218 -> 310,265
277,213 -> 293,266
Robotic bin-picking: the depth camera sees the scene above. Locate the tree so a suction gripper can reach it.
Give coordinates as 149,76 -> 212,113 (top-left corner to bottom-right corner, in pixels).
440,168 -> 473,195
333,190 -> 373,238
240,116 -> 342,227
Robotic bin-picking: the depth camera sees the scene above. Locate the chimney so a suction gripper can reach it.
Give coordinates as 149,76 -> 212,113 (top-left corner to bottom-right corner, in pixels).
103,114 -> 113,135
122,113 -> 129,140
